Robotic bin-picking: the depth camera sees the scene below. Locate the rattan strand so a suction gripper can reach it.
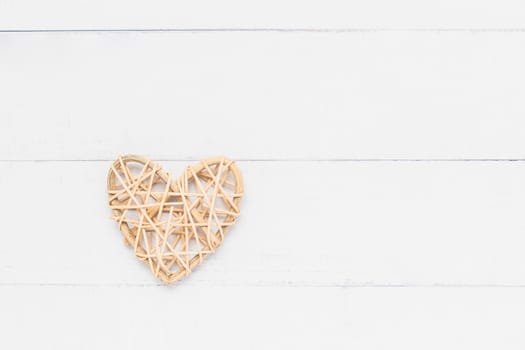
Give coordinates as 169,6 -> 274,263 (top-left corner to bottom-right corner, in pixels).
107,155 -> 243,284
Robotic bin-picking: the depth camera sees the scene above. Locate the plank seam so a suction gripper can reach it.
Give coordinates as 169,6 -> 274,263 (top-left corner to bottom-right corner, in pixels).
1,159 -> 525,163
1,282 -> 525,288
1,28 -> 525,33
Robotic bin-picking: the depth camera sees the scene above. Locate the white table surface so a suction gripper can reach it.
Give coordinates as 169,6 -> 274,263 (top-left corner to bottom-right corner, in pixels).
1,3 -> 525,348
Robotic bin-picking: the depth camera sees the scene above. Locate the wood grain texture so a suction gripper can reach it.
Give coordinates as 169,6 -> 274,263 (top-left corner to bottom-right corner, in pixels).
1,160 -> 524,286
0,0 -> 524,30
1,32 -> 525,160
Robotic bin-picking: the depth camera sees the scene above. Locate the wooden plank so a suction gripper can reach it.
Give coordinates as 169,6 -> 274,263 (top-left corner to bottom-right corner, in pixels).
0,0 -> 524,30
1,160 -> 524,285
1,32 -> 525,160
1,285 -> 524,349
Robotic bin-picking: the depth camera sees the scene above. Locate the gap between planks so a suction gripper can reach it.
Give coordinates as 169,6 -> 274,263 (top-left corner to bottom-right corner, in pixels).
1,282 -> 525,288
1,28 -> 525,33
1,159 -> 525,163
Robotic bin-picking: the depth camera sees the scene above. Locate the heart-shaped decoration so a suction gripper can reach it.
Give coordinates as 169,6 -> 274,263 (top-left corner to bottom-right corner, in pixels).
107,155 -> 243,284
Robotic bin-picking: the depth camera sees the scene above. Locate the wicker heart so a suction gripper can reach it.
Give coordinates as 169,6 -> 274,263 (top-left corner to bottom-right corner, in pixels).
107,155 -> 243,284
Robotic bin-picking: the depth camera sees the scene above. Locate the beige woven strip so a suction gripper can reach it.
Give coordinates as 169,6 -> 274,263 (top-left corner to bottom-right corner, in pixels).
107,155 -> 243,284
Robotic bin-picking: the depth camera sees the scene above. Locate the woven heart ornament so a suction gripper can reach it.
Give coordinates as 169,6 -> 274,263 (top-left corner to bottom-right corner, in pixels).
107,155 -> 243,284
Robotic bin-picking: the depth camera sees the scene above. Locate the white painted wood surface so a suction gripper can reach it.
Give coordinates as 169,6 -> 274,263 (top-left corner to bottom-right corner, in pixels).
0,0 -> 524,30
1,7 -> 525,348
2,286 -> 525,349
2,32 -> 525,160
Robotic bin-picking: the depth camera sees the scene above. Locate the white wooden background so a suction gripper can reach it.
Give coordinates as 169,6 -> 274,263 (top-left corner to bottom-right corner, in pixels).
2,2 -> 525,349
